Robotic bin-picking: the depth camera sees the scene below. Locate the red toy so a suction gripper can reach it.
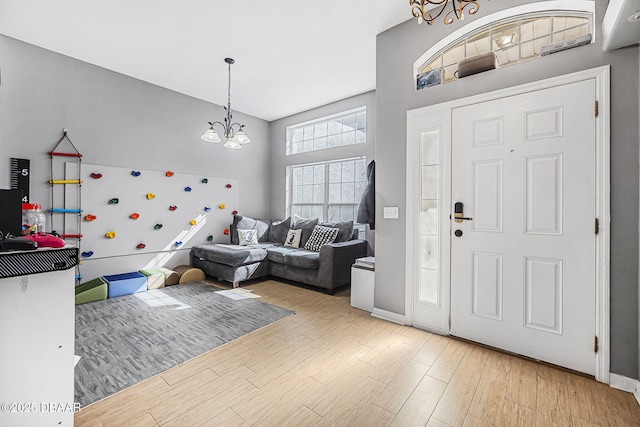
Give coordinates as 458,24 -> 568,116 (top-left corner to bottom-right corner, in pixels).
24,232 -> 66,248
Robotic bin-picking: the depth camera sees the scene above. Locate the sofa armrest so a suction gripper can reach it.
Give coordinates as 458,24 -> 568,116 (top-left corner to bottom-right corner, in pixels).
318,239 -> 368,293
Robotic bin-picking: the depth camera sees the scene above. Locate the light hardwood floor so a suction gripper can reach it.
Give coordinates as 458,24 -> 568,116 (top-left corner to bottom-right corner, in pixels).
75,279 -> 640,427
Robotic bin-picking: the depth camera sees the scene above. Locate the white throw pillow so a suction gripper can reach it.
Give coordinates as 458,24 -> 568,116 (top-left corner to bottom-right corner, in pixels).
284,229 -> 302,248
237,229 -> 258,246
304,225 -> 339,252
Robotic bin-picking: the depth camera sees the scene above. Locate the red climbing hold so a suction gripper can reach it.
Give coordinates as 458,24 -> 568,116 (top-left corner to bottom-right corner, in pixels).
136,243 -> 146,249
169,205 -> 177,211
90,173 -> 103,179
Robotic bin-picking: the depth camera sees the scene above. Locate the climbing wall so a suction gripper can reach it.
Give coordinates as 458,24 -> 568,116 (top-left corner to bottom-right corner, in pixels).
66,163 -> 239,261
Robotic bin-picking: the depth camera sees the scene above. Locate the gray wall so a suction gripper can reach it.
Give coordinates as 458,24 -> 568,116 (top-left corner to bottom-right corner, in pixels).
269,91 -> 376,250
0,35 -> 271,279
376,1 -> 640,378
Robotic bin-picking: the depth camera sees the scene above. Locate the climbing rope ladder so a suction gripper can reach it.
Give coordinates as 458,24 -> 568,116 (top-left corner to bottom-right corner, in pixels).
49,128 -> 83,283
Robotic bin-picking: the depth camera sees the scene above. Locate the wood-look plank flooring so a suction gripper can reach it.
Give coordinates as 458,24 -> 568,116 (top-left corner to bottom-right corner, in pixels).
75,279 -> 640,426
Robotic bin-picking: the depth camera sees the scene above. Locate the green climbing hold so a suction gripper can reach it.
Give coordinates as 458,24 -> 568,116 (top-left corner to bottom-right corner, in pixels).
154,224 -> 163,230
201,178 -> 208,184
207,235 -> 213,242
108,198 -> 119,205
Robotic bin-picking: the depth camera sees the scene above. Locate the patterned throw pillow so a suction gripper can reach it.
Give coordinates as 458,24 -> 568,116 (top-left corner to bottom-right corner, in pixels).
304,225 -> 339,252
237,229 -> 258,246
284,229 -> 302,248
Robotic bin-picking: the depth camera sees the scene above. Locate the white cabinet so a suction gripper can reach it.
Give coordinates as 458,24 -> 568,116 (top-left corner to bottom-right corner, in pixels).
351,257 -> 375,312
0,250 -> 76,426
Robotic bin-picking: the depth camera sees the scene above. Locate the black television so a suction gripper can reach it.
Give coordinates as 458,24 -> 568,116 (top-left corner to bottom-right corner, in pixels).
0,189 -> 24,237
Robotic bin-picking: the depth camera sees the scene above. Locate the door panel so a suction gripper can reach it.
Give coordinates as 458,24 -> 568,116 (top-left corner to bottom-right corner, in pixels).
450,79 -> 596,374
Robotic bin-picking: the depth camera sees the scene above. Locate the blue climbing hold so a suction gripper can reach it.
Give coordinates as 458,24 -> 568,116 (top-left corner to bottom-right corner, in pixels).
131,171 -> 141,177
184,186 -> 192,192
81,251 -> 94,257
204,206 -> 211,212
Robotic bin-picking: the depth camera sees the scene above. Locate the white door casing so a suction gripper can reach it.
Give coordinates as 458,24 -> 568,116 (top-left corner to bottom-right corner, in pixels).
405,66 -> 610,382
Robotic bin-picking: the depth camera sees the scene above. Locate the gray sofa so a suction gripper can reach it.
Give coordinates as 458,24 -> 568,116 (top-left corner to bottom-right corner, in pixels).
190,215 -> 367,294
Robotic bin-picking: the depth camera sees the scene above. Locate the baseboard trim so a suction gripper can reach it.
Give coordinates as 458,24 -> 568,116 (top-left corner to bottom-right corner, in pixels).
609,373 -> 639,399
371,308 -> 406,325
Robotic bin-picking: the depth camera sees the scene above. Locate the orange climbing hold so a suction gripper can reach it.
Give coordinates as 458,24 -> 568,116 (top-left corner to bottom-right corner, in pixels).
223,228 -> 230,235
129,213 -> 140,220
84,214 -> 97,221
165,171 -> 175,177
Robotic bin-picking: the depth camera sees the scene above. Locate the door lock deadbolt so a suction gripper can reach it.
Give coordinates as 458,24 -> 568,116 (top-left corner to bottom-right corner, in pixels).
454,202 -> 473,223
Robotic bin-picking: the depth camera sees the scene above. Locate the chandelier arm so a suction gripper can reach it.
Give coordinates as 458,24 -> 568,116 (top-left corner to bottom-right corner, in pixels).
411,0 -> 478,25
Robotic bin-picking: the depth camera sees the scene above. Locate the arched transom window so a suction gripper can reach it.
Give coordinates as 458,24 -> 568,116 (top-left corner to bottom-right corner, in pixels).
416,9 -> 593,89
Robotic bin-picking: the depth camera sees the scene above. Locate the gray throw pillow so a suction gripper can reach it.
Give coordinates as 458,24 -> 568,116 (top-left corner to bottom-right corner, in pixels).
268,217 -> 292,244
293,218 -> 319,247
319,220 -> 354,242
231,215 -> 271,244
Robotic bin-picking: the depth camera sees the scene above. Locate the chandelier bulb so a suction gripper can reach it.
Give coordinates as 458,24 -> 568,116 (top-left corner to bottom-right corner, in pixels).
418,16 -> 423,24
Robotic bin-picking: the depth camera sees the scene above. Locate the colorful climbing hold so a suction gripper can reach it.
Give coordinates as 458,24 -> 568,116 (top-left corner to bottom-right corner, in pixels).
169,205 -> 177,211
84,214 -> 97,222
175,241 -> 183,247
90,172 -> 103,179
226,183 -> 232,188
219,203 -> 226,210
201,178 -> 208,184
81,251 -> 94,257
232,210 -> 238,215
105,231 -> 116,239
154,224 -> 163,230
131,171 -> 141,177
165,171 -> 175,177
207,235 -> 214,242
223,229 -> 230,236
136,243 -> 146,249
108,198 -> 119,205
204,206 -> 211,212
189,219 -> 197,225
129,213 -> 140,220
146,193 -> 156,200
184,186 -> 192,192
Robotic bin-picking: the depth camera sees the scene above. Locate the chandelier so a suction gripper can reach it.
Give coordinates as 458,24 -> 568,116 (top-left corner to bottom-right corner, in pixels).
201,57 -> 251,150
410,0 -> 480,25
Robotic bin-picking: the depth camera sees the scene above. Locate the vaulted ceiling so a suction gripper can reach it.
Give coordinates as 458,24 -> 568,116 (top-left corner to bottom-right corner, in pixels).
1,1 -> 638,121
0,1 -> 409,121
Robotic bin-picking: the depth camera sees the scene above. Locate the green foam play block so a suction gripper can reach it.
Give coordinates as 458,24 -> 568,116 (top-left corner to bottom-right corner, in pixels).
75,277 -> 108,305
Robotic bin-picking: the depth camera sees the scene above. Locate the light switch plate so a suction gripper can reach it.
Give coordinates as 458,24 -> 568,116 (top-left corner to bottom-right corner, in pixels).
383,206 -> 399,219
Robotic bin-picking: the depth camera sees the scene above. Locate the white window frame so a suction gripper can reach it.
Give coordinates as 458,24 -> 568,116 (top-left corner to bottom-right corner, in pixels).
413,1 -> 595,89
286,156 -> 367,227
285,106 -> 367,155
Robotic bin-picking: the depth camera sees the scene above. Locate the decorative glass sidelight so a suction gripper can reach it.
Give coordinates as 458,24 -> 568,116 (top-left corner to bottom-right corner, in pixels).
419,130 -> 440,305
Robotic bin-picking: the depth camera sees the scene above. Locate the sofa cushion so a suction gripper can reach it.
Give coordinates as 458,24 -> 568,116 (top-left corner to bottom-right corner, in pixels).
269,217 -> 291,244
284,229 -> 302,248
191,244 -> 268,267
238,229 -> 259,245
293,218 -> 319,248
304,225 -> 339,251
265,246 -> 296,263
231,215 -> 271,244
283,250 -> 320,270
319,220 -> 354,243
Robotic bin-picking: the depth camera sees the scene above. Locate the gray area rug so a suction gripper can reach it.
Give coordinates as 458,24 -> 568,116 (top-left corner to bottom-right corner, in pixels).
74,282 -> 294,407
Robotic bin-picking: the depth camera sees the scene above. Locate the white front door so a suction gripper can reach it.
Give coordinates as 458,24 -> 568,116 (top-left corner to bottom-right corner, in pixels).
450,79 -> 597,374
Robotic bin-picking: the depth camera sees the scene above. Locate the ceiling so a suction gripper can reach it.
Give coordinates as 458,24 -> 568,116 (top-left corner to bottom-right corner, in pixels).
0,0 -> 410,122
1,1 -> 638,122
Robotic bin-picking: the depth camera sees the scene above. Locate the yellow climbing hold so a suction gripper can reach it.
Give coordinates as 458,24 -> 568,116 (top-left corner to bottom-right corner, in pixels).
105,231 -> 117,239
219,203 -> 226,210
146,193 -> 156,200
190,219 -> 197,225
